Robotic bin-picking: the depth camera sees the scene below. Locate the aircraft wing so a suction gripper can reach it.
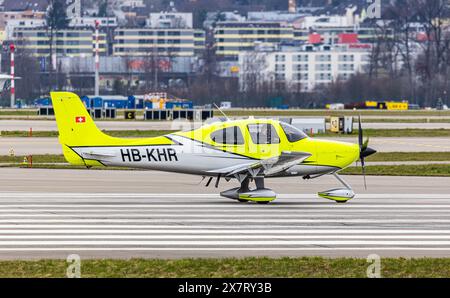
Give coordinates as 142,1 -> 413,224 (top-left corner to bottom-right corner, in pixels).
208,151 -> 311,177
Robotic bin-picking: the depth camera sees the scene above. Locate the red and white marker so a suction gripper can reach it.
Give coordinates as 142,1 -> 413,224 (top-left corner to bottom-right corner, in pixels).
94,20 -> 100,96
10,43 -> 15,108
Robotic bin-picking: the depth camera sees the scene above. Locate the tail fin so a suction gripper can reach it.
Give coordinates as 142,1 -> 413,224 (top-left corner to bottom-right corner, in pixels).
50,92 -> 114,146
50,92 -> 174,167
51,92 -> 118,166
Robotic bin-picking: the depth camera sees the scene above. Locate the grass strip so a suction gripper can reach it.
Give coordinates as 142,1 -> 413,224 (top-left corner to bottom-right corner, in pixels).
341,164 -> 450,177
1,257 -> 450,278
366,152 -> 450,162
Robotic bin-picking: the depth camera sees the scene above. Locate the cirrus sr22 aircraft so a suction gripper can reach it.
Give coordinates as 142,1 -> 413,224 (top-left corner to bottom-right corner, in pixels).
51,92 -> 376,204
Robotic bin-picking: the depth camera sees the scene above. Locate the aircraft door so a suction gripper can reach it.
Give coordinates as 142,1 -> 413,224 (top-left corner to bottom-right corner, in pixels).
246,123 -> 282,159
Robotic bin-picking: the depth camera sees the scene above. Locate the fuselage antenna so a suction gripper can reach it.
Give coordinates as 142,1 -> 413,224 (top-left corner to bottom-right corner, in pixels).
213,102 -> 230,121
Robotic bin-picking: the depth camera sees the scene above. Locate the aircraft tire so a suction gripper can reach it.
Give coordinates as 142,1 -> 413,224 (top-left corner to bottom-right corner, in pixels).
256,201 -> 270,205
238,199 -> 249,203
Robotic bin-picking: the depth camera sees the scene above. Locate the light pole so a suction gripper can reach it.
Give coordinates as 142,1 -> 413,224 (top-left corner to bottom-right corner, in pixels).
94,20 -> 100,96
10,43 -> 15,108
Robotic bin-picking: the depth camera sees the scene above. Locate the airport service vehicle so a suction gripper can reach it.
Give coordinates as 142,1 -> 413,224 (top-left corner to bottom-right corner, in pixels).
51,92 -> 376,204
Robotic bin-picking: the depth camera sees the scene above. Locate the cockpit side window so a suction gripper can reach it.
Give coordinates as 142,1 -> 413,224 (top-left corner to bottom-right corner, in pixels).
210,126 -> 245,145
280,122 -> 308,142
247,124 -> 280,144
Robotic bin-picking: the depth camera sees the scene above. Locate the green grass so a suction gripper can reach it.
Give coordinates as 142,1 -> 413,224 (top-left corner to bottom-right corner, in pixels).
316,129 -> 450,137
0,110 -> 37,116
342,164 -> 450,177
362,118 -> 450,123
1,257 -> 450,277
366,152 -> 450,162
0,154 -> 66,164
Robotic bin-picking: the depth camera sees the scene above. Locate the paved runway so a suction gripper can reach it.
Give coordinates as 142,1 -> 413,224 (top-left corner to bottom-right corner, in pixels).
0,168 -> 449,259
2,136 -> 450,156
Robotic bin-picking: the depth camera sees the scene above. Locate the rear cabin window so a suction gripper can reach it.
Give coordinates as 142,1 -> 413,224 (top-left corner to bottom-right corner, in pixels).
280,122 -> 308,142
247,124 -> 280,144
210,126 -> 245,145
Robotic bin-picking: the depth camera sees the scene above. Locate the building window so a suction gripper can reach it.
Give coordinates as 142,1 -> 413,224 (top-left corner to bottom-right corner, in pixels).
275,64 -> 285,72
275,54 -> 285,62
338,64 -> 355,71
339,54 -> 354,62
316,54 -> 331,62
294,73 -> 308,81
293,64 -> 308,71
294,54 -> 308,62
315,64 -> 331,71
316,73 -> 332,81
275,73 -> 285,81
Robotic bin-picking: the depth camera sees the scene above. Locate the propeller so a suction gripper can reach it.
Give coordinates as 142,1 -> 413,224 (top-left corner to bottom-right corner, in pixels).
357,116 -> 377,190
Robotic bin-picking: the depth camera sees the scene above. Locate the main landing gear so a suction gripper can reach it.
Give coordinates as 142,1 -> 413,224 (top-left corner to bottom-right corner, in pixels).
220,176 -> 276,204
210,172 -> 355,204
318,173 -> 355,203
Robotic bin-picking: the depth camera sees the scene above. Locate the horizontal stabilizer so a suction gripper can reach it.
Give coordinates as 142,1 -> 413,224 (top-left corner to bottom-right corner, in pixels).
80,149 -> 116,158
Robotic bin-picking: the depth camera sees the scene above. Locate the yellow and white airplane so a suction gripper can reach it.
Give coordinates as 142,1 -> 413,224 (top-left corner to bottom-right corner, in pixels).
51,92 -> 376,204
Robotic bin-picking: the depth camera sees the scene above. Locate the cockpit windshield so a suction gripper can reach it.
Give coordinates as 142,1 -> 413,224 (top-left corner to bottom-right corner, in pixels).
280,122 -> 308,142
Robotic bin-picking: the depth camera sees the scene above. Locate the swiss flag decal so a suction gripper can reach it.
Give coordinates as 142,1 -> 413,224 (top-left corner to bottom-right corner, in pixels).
75,116 -> 86,123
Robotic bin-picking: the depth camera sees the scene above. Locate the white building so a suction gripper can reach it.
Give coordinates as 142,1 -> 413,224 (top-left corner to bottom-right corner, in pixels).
239,44 -> 371,92
69,17 -> 118,28
117,0 -> 145,8
146,12 -> 193,29
300,7 -> 364,29
4,18 -> 46,39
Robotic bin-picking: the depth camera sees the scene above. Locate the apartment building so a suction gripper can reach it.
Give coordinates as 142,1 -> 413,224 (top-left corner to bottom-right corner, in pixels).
214,22 -> 295,58
13,28 -> 107,57
113,28 -> 204,57
239,44 -> 371,92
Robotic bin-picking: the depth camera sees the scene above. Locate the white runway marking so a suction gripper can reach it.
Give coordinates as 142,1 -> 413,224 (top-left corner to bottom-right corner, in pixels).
1,192 -> 450,257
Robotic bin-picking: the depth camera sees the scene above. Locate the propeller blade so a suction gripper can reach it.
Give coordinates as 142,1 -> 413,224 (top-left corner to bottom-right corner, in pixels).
362,138 -> 369,152
357,116 -> 372,190
362,163 -> 367,190
358,115 -> 363,150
